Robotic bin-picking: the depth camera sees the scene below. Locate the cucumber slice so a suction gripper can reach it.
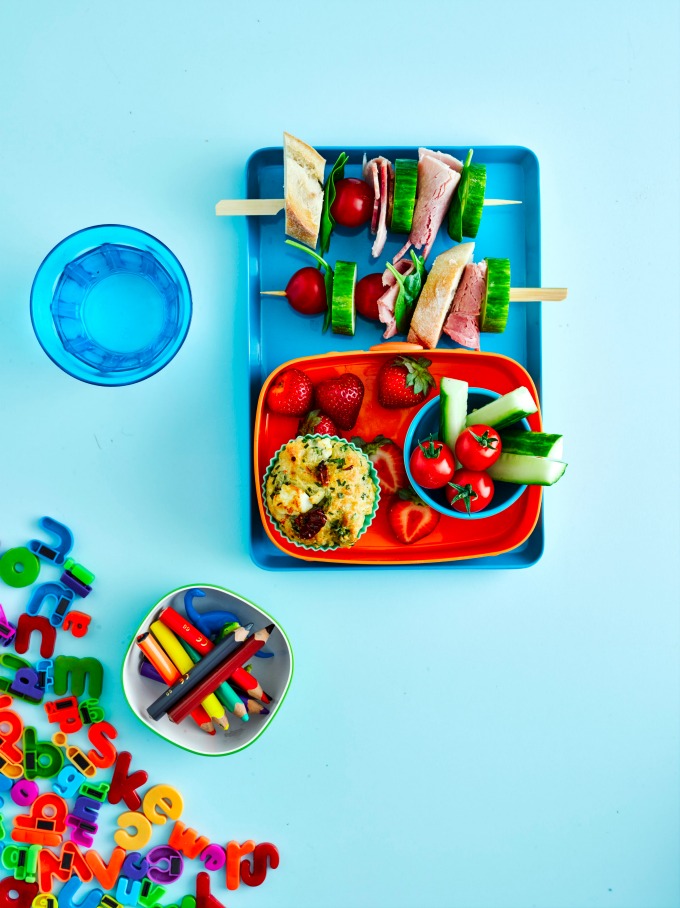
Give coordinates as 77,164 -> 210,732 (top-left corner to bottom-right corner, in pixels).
480,257 -> 511,333
439,377 -> 468,453
487,453 -> 567,486
461,163 -> 486,238
447,149 -> 473,242
500,430 -> 564,460
391,159 -> 418,233
331,260 -> 357,336
466,386 -> 537,430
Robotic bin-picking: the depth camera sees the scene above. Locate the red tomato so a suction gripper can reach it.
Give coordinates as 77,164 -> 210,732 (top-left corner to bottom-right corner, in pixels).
445,469 -> 495,514
330,178 -> 374,228
285,267 -> 327,315
355,274 -> 384,321
454,424 -> 502,470
409,437 -> 456,489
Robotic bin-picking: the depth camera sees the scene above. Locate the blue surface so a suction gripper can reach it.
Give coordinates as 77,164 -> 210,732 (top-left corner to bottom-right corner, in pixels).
0,2 -> 678,907
248,145 -> 544,569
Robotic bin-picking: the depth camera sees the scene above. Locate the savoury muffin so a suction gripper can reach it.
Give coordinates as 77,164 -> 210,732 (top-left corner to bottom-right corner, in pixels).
263,435 -> 379,549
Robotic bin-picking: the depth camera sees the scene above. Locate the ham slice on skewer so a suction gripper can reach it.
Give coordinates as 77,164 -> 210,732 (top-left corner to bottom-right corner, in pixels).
442,260 -> 488,350
376,259 -> 415,339
363,156 -> 394,259
395,148 -> 462,263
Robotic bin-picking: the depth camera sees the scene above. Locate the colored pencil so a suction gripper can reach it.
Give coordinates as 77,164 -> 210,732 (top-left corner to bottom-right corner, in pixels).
146,622 -> 249,723
149,622 -> 229,730
238,694 -> 270,716
229,666 -> 273,704
168,625 -> 274,725
185,642 -> 250,722
135,633 -> 214,735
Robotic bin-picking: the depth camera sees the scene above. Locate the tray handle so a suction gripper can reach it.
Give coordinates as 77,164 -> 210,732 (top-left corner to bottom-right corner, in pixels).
369,343 -> 424,354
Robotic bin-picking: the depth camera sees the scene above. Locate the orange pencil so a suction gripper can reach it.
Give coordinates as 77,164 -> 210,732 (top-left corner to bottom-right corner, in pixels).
136,632 -> 215,735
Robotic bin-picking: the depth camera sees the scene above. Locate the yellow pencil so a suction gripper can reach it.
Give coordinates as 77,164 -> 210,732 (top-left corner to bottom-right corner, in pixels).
150,621 -> 229,731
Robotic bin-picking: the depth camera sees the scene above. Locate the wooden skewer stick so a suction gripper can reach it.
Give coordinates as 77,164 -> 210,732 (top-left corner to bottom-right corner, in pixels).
215,197 -> 520,216
262,288 -> 567,301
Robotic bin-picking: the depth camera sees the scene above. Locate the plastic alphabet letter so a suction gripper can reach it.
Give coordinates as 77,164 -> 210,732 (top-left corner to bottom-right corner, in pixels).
28,517 -> 74,566
142,785 -> 183,826
0,548 -> 41,589
225,841 -> 255,891
114,878 -> 141,907
86,722 -> 118,769
120,852 -> 148,882
10,671 -> 43,704
195,873 -> 226,908
26,584 -> 75,629
31,894 -> 59,908
198,845 -> 225,872
137,880 -> 166,908
62,612 -> 91,639
239,842 -> 280,888
0,695 -> 24,764
168,821 -> 210,860
36,661 -> 54,694
44,697 -> 83,734
10,781 -> 39,807
113,811 -> 152,851
14,617 -> 57,659
58,877 -> 103,908
84,847 -> 126,890
107,753 -> 148,811
145,846 -> 183,885
53,657 -> 103,699
22,728 -> 64,780
0,876 -> 39,908
53,766 -> 86,799
12,793 -> 68,847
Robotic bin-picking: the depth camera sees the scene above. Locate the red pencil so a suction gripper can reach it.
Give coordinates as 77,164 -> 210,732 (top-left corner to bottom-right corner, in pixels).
162,606 -> 272,703
168,625 -> 274,725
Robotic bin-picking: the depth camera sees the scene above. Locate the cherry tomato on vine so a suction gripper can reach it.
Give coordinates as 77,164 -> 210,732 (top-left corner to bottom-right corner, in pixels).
355,273 -> 384,321
284,267 -> 327,315
445,469 -> 495,514
409,437 -> 456,489
454,424 -> 502,471
330,178 -> 374,228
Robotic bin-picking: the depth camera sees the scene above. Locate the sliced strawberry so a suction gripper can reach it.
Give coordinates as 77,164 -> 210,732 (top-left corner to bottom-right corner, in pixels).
351,435 -> 407,498
388,489 -> 440,544
267,369 -> 313,416
314,373 -> 365,431
298,409 -> 339,437
377,355 -> 435,409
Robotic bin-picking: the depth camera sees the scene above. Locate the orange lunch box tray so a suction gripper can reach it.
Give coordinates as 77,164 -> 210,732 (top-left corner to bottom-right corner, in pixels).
253,345 -> 543,567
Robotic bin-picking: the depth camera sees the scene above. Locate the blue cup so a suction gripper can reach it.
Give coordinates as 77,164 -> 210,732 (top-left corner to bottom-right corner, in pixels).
31,225 -> 192,386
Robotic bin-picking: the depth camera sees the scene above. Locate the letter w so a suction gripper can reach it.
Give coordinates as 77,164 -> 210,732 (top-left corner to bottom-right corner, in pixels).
169,821 -> 210,859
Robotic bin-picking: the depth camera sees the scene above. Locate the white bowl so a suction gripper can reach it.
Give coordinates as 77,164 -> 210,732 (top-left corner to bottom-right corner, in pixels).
122,584 -> 293,756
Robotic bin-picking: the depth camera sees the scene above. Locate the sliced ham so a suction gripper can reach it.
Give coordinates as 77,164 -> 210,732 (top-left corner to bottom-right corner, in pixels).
418,147 -> 464,173
442,261 -> 488,350
395,150 -> 461,263
377,259 -> 415,339
363,156 -> 394,259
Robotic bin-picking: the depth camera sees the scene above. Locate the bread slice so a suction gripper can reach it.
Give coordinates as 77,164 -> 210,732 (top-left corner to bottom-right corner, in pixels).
407,243 -> 475,348
283,132 -> 326,248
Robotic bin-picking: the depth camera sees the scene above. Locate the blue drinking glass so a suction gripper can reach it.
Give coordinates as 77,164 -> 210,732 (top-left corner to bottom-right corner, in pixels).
31,225 -> 192,386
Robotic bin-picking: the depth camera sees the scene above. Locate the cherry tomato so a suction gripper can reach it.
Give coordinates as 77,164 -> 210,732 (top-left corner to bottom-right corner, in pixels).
409,437 -> 456,489
355,273 -> 384,321
285,267 -> 327,315
330,178 -> 374,228
445,469 -> 495,514
454,424 -> 502,471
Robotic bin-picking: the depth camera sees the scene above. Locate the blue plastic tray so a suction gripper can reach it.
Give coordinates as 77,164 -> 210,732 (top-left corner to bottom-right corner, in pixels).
246,145 -> 543,571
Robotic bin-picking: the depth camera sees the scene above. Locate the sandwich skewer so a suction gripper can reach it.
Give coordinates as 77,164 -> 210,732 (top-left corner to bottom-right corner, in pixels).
215,196 -> 520,216
260,288 -> 567,301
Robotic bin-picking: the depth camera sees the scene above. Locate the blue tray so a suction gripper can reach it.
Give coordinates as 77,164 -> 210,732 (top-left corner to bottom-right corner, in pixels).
246,145 -> 543,571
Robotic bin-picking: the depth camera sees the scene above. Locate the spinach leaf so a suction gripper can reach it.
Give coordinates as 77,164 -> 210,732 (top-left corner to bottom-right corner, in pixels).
318,152 -> 349,257
386,251 -> 427,335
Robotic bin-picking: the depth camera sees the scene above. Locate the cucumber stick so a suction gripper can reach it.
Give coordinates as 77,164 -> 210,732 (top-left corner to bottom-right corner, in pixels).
488,453 -> 567,486
391,159 -> 418,233
331,261 -> 356,336
466,386 -> 537,430
480,258 -> 511,333
500,430 -> 564,460
461,163 -> 486,238
439,377 -> 468,452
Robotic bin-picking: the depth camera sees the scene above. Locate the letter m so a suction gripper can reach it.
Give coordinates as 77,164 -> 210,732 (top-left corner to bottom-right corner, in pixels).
53,656 -> 103,698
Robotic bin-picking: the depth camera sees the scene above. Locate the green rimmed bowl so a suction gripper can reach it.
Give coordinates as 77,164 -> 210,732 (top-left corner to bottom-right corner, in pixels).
262,434 -> 381,551
122,584 -> 293,757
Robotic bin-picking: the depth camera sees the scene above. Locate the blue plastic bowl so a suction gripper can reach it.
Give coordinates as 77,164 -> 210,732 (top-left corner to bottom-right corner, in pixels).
404,389 -> 528,520
31,225 -> 192,386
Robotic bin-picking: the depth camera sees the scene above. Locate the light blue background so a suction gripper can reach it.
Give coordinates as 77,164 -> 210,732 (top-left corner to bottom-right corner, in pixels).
1,2 -> 678,906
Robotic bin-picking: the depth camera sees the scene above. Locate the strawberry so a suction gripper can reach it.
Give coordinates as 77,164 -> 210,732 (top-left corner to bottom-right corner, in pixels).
351,435 -> 408,498
314,373 -> 365,431
377,355 -> 435,409
388,489 -> 440,544
298,409 -> 338,437
266,369 -> 313,416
